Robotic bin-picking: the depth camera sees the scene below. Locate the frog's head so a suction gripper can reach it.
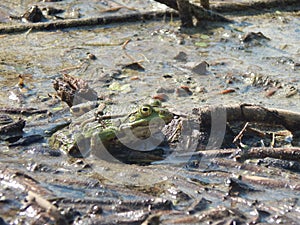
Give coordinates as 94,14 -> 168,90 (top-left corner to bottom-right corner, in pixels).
119,102 -> 173,139
129,103 -> 173,124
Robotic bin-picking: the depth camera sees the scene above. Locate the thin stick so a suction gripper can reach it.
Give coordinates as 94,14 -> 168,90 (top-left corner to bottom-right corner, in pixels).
100,6 -> 137,13
27,191 -> 68,225
233,122 -> 249,144
121,39 -> 131,49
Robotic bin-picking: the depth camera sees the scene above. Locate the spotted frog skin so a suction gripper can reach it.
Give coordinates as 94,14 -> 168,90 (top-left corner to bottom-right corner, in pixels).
49,101 -> 173,157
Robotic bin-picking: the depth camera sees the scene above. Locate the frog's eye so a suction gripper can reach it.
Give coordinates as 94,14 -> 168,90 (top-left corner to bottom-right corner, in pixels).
139,105 -> 152,117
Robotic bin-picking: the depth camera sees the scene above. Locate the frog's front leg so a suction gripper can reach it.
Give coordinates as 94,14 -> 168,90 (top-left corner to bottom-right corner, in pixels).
90,127 -> 120,161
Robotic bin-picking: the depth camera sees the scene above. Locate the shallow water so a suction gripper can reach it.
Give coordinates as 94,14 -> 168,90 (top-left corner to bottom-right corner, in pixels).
0,0 -> 300,224
0,12 -> 299,111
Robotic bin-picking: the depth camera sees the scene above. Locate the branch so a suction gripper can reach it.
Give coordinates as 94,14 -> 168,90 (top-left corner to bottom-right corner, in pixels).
236,147 -> 300,162
192,104 -> 300,135
154,0 -> 231,26
0,10 -> 175,34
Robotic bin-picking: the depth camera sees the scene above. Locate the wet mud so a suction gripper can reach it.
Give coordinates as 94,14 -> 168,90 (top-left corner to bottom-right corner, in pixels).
0,0 -> 300,224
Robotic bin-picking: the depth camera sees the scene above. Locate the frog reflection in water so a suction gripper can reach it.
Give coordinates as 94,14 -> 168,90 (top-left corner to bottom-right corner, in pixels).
49,101 -> 173,158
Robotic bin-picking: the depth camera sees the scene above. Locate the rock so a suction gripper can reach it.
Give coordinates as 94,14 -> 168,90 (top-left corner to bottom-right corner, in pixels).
184,61 -> 209,75
174,51 -> 188,62
175,86 -> 193,97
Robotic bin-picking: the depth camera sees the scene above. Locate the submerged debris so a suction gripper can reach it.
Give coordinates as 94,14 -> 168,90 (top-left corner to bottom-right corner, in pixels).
1,2 -> 300,224
154,0 -> 231,27
42,7 -> 64,16
53,74 -> 98,107
121,62 -> 145,71
173,51 -> 188,62
0,107 -> 47,115
8,134 -> 43,147
0,119 -> 25,136
241,31 -> 270,43
25,191 -> 68,225
9,5 -> 46,23
0,114 -> 13,125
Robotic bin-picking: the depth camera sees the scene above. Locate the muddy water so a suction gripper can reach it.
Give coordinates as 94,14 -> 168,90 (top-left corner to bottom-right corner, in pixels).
0,14 -> 299,110
0,1 -> 300,224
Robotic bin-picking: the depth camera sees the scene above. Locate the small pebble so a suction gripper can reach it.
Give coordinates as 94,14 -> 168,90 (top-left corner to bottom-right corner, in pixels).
87,53 -> 96,60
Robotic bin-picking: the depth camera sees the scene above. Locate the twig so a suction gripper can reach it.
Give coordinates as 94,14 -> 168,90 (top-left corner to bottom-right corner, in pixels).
122,51 -> 145,70
100,6 -> 137,13
121,39 -> 131,49
0,10 -> 177,34
27,191 -> 68,225
233,122 -> 249,144
206,158 -> 300,190
237,147 -> 300,162
242,174 -> 300,190
270,132 -> 276,147
174,148 -> 236,158
0,107 -> 47,115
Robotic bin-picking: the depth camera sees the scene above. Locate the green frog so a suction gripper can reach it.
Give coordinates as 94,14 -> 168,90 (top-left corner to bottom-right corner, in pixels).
49,101 -> 173,158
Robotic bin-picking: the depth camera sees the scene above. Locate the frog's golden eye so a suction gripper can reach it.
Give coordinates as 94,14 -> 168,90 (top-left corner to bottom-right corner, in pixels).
139,105 -> 152,117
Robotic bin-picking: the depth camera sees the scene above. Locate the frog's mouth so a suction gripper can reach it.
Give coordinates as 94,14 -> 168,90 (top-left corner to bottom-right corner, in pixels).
118,117 -> 169,140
